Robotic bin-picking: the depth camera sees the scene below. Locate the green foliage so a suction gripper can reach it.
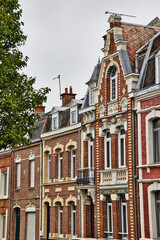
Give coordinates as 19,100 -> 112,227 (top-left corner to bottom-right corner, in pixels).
0,0 -> 50,149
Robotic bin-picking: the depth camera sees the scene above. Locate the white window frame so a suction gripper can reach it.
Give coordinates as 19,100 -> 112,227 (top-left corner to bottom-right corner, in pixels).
121,202 -> 128,234
110,67 -> 118,101
156,50 -> 160,84
30,160 -> 35,188
58,204 -> 63,236
2,171 -> 7,197
88,137 -> 94,181
104,132 -> 111,169
1,213 -> 6,239
118,129 -> 126,168
58,151 -> 63,181
70,106 -> 77,125
15,158 -> 21,189
52,112 -> 59,130
106,202 -> 113,234
71,204 -> 76,237
47,153 -> 51,183
71,149 -> 76,179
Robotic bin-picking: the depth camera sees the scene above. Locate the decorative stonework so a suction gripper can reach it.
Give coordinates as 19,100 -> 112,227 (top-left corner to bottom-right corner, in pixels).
13,202 -> 21,209
29,152 -> 35,160
83,124 -> 95,140
43,196 -> 52,207
53,195 -> 64,206
43,145 -> 52,154
120,97 -> 128,111
108,101 -> 118,115
65,139 -> 77,151
99,119 -> 111,137
53,143 -> 64,154
66,195 -> 77,206
98,105 -> 106,118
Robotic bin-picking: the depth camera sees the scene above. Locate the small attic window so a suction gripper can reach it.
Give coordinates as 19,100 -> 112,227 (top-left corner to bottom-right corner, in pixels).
52,113 -> 59,130
70,106 -> 77,125
156,50 -> 160,84
109,66 -> 118,101
89,83 -> 96,106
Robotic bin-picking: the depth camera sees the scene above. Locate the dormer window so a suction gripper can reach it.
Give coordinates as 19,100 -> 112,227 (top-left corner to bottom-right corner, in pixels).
52,113 -> 59,130
70,106 -> 77,125
53,117 -> 57,130
110,66 -> 118,101
156,50 -> 160,84
89,83 -> 96,106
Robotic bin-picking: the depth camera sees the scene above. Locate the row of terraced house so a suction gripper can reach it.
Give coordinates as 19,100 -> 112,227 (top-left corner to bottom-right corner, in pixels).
0,14 -> 160,240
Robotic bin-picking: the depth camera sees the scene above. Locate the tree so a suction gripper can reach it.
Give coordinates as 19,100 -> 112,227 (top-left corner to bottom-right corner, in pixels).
0,0 -> 50,149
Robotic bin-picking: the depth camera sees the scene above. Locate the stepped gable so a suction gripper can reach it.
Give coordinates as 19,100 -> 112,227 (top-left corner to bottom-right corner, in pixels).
122,22 -> 159,71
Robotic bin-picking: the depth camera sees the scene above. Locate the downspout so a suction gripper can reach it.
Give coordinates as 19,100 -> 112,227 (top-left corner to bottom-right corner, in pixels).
132,98 -> 138,240
78,129 -> 81,238
8,150 -> 12,240
39,140 -> 43,240
94,119 -> 97,239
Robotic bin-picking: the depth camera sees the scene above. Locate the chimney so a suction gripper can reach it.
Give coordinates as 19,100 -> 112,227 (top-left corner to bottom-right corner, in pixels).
61,86 -> 76,106
35,103 -> 45,115
108,14 -> 122,28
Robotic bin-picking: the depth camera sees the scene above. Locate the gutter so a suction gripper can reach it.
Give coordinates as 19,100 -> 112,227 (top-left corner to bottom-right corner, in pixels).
78,130 -> 81,238
39,140 -> 43,240
8,150 -> 12,240
132,98 -> 138,240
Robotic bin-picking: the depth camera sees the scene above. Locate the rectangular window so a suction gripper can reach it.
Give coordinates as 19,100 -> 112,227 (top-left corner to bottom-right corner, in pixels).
30,160 -> 35,188
153,119 -> 160,163
105,133 -> 111,169
155,191 -> 160,238
2,213 -> 6,238
119,129 -> 126,167
58,152 -> 63,181
16,163 -> 21,189
58,205 -> 62,236
156,52 -> 160,84
71,149 -> 76,179
52,117 -> 57,130
88,137 -> 94,183
71,205 -> 76,237
121,202 -> 128,233
71,111 -> 76,124
3,172 -> 7,197
106,202 -> 112,234
48,154 -> 51,182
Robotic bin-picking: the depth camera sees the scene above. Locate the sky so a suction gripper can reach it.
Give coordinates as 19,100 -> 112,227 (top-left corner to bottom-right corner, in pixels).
19,0 -> 160,112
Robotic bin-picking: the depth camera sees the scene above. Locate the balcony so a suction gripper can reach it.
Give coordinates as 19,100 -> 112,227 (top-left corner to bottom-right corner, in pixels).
100,168 -> 128,189
77,167 -> 95,186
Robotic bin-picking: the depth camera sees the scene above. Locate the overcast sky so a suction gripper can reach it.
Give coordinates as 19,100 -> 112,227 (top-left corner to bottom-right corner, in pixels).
19,0 -> 160,112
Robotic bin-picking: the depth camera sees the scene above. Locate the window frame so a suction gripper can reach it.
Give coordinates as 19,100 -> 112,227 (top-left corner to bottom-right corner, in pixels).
58,204 -> 63,236
153,119 -> 160,163
71,204 -> 76,237
120,200 -> 128,234
29,159 -> 35,188
2,171 -> 7,197
70,106 -> 78,125
155,50 -> 160,84
52,112 -> 59,130
16,162 -> 21,189
155,191 -> 160,238
110,67 -> 118,101
119,129 -> 126,168
106,201 -> 113,234
47,153 -> 51,183
71,148 -> 76,179
58,151 -> 63,181
104,132 -> 111,169
1,213 -> 6,239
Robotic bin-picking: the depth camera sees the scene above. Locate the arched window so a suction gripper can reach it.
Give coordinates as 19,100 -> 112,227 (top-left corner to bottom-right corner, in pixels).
110,66 -> 118,101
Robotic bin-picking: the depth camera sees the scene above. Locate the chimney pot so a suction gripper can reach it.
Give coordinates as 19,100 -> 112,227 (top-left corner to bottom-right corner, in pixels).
70,86 -> 72,94
65,88 -> 68,93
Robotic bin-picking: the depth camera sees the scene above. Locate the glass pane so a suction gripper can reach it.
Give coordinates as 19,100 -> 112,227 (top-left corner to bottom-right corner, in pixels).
155,119 -> 160,128
121,138 -> 124,166
3,172 -> 7,196
122,205 -> 127,233
154,131 -> 160,162
110,67 -> 117,77
72,156 -> 76,178
107,141 -> 110,168
108,205 -> 112,232
2,214 -> 6,238
30,161 -> 35,187
111,79 -> 116,100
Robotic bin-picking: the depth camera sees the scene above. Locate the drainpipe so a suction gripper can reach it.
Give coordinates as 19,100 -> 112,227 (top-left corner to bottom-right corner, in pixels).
8,150 -> 12,240
78,130 -> 81,238
94,119 -> 97,239
132,98 -> 138,240
39,140 -> 43,240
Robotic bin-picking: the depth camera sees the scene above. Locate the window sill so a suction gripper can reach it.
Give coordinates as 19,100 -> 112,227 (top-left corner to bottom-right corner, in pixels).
107,99 -> 118,104
28,187 -> 34,190
15,188 -> 20,192
0,196 -> 8,200
138,163 -> 160,168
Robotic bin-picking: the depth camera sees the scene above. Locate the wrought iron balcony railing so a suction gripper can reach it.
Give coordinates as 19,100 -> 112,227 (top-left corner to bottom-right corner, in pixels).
77,167 -> 95,185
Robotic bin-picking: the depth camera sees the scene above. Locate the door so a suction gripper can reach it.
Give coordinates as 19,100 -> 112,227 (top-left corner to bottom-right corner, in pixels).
26,212 -> 36,240
15,208 -> 20,240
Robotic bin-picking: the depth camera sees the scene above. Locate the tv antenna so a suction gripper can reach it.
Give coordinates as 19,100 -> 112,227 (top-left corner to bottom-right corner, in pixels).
52,75 -> 62,100
105,11 -> 136,18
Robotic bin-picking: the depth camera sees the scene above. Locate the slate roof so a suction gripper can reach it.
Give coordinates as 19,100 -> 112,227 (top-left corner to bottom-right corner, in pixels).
30,114 -> 46,141
122,22 -> 160,72
86,59 -> 101,85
